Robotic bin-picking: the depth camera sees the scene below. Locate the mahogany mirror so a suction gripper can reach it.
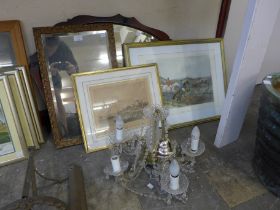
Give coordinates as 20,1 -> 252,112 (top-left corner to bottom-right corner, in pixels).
33,15 -> 170,148
55,15 -> 171,67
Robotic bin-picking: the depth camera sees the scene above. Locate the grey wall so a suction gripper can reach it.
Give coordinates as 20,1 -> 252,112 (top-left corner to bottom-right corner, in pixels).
0,0 -> 222,55
224,0 -> 249,81
257,9 -> 280,83
224,0 -> 280,84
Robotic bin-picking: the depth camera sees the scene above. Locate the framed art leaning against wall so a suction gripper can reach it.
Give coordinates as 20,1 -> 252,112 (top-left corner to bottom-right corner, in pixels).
124,39 -> 227,128
0,66 -> 45,147
17,66 -> 45,144
72,64 -> 162,153
0,75 -> 28,166
3,70 -> 39,149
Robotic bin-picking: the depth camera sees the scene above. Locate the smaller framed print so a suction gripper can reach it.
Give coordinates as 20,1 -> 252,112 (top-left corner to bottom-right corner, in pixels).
0,75 -> 28,166
124,39 -> 227,128
72,64 -> 162,153
17,66 -> 44,144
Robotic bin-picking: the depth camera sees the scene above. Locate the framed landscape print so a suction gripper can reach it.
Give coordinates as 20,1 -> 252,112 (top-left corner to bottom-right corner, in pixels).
0,75 -> 28,166
33,23 -> 117,148
124,39 -> 227,128
72,64 -> 162,153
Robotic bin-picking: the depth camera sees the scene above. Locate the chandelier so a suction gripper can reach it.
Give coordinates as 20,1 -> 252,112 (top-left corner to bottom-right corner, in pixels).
103,106 -> 205,204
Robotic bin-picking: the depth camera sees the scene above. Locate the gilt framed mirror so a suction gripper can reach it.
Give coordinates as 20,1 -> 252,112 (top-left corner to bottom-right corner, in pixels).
33,23 -> 117,147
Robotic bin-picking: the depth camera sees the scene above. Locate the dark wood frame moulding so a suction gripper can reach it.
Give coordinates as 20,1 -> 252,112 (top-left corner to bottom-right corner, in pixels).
216,0 -> 232,38
55,14 -> 171,41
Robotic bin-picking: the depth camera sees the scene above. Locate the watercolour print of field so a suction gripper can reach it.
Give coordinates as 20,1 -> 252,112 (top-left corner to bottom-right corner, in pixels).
0,101 -> 14,156
144,53 -> 214,108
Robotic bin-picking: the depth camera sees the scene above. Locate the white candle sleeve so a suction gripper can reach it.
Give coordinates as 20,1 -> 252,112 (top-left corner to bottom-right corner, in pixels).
116,128 -> 123,143
111,155 -> 121,173
169,174 -> 180,190
191,126 -> 200,152
191,138 -> 199,152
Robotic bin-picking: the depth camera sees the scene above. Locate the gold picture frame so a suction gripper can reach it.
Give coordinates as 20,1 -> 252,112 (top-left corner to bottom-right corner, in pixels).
0,75 -> 28,166
72,64 -> 163,153
33,23 -> 117,148
124,39 -> 228,129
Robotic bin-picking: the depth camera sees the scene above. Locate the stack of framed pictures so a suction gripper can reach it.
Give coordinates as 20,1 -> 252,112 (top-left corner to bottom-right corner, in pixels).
123,39 -> 227,129
0,66 -> 44,166
71,38 -> 227,153
0,75 -> 28,166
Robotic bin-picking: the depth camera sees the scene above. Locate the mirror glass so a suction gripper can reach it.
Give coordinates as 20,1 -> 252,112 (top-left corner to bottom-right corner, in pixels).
41,30 -> 111,139
0,32 -> 17,67
113,25 -> 156,67
0,101 -> 15,156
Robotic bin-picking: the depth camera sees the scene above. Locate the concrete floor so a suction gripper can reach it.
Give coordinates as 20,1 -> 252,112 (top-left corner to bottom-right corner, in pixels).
0,85 -> 279,209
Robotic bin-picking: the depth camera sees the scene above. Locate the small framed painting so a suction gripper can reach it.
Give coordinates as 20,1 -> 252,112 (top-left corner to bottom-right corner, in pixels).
124,39 -> 227,128
0,75 -> 28,166
72,64 -> 162,153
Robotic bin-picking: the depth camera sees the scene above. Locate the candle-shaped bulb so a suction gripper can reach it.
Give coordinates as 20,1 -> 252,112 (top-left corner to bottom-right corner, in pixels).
169,159 -> 180,190
191,126 -> 200,140
111,155 -> 121,173
115,115 -> 124,143
169,159 -> 180,177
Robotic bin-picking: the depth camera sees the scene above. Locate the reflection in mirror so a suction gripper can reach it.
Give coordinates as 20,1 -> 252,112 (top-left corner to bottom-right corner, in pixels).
0,101 -> 15,156
0,32 -> 17,67
41,30 -> 111,139
113,25 -> 156,67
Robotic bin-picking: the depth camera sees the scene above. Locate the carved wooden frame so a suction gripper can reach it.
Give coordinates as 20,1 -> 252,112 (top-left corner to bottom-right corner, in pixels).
0,20 -> 29,69
33,23 -> 117,148
216,0 -> 232,38
55,14 -> 171,41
